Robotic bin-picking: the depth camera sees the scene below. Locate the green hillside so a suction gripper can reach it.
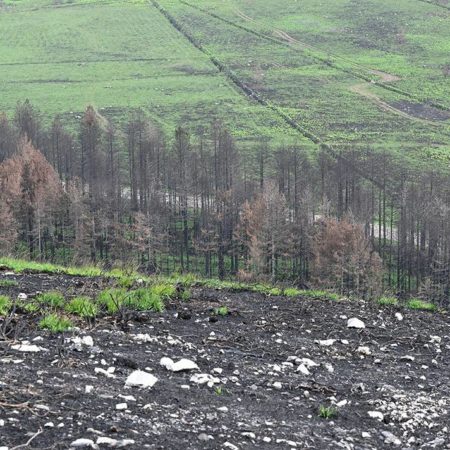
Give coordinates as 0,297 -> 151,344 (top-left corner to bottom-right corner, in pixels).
0,0 -> 449,163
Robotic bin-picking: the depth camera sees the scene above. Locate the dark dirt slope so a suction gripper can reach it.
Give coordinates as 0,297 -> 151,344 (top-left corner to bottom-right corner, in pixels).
0,273 -> 449,449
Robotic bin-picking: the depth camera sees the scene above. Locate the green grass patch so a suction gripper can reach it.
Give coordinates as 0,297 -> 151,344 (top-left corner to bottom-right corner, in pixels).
39,314 -> 73,333
150,283 -> 177,299
318,405 -> 337,419
283,288 -> 303,297
96,288 -> 128,314
214,306 -> 229,316
0,295 -> 12,316
125,289 -> 165,312
36,291 -> 65,309
378,296 -> 399,306
65,297 -> 98,318
407,298 -> 437,312
0,280 -> 19,287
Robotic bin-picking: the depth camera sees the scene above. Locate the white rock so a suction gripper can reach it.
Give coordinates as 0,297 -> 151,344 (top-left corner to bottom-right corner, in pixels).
18,293 -> 28,300
44,422 -> 54,428
347,318 -> 365,329
0,419 -> 4,426
297,364 -> 310,375
358,346 -> 371,355
242,432 -> 256,439
382,431 -> 401,446
362,432 -> 371,438
125,370 -> 158,389
212,367 -> 223,374
190,373 -> 220,386
85,385 -> 94,394
223,443 -> 238,450
160,357 -> 199,372
70,438 -> 97,448
94,368 -> 116,379
115,403 -> 127,411
118,395 -> 136,402
317,339 -> 336,347
263,437 -> 272,443
401,355 -> 415,362
395,313 -> 403,321
336,399 -> 347,407
324,363 -> 334,373
273,381 -> 282,390
217,406 -> 229,412
368,411 -> 384,421
11,344 -> 44,352
300,358 -> 319,368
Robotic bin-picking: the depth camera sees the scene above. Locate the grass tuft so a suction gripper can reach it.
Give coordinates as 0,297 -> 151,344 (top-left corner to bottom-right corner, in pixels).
0,280 -> 19,287
378,296 -> 399,306
65,297 -> 98,318
36,291 -> 65,309
0,295 -> 12,316
39,314 -> 73,333
407,299 -> 437,312
318,405 -> 337,419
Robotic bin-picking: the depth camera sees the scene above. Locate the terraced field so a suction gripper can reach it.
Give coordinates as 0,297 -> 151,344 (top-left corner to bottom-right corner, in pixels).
0,0 -> 449,163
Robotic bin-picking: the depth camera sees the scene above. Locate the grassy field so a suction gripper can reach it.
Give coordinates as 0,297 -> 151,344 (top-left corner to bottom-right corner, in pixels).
0,0 -> 448,163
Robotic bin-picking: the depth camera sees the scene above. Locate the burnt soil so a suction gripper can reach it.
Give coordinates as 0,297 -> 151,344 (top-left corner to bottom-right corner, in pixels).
0,272 -> 449,450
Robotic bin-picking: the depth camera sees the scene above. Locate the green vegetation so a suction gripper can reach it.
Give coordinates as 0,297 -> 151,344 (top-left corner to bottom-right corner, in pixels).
407,299 -> 437,312
284,288 -> 302,297
0,0 -> 448,158
378,296 -> 399,306
0,295 -> 12,316
180,289 -> 191,301
214,306 -> 229,316
96,288 -> 128,314
36,291 -> 65,309
0,280 -> 18,287
65,297 -> 98,318
126,289 -> 165,312
318,405 -> 337,419
39,314 -> 73,333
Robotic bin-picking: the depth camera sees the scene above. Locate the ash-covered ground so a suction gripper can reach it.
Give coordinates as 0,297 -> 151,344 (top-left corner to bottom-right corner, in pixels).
0,273 -> 449,449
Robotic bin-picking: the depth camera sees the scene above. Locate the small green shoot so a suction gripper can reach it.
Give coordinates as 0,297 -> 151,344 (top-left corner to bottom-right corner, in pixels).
214,306 -> 229,316
318,405 -> 337,419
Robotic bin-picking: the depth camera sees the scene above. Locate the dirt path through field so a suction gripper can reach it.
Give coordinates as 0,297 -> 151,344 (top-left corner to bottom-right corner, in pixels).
235,8 -> 447,126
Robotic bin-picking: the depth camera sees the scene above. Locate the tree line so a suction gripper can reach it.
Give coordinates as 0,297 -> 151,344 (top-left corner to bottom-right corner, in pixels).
0,100 -> 449,305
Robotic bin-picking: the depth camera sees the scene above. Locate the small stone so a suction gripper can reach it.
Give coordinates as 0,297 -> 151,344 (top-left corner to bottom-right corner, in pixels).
11,344 -> 44,353
85,385 -> 94,394
368,411 -> 384,421
395,313 -> 403,321
318,339 -> 336,347
242,432 -> 256,439
160,357 -> 199,372
401,355 -> 415,362
115,403 -> 127,410
382,431 -> 401,446
273,381 -> 282,390
44,422 -> 54,428
347,318 -> 365,329
362,432 -> 371,438
125,370 -> 158,388
70,438 -> 97,448
357,346 -> 371,355
18,293 -> 28,300
217,406 -> 229,412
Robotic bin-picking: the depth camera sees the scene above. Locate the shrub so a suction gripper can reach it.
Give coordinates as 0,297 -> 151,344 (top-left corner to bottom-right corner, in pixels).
407,299 -> 437,312
36,291 -> 65,309
0,295 -> 12,316
39,314 -> 73,333
65,297 -> 98,318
